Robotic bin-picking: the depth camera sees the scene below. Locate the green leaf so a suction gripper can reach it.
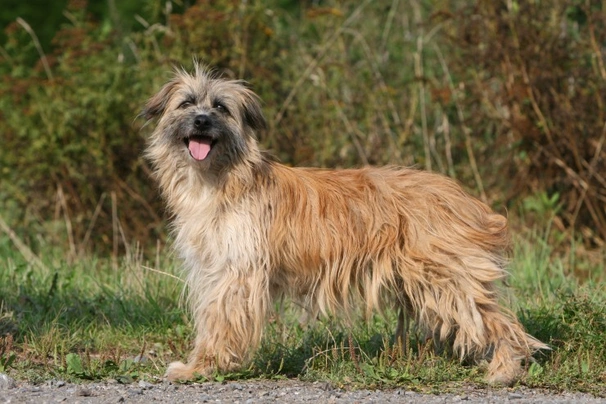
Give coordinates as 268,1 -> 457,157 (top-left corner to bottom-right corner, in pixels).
119,358 -> 134,372
528,362 -> 543,377
117,374 -> 134,384
0,353 -> 16,372
66,353 -> 85,376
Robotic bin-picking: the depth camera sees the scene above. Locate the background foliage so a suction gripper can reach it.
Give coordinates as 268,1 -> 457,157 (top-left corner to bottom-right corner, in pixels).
0,0 -> 605,254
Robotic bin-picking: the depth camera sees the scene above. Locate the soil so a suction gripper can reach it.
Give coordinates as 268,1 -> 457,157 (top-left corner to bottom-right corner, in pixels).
1,374 -> 604,404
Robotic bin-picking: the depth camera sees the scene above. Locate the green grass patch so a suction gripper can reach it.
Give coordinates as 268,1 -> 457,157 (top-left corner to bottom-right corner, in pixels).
0,239 -> 186,383
1,227 -> 605,393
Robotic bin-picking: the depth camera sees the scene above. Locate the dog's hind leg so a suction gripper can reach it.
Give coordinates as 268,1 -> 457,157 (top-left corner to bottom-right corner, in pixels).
480,306 -> 549,384
402,260 -> 547,385
394,306 -> 408,354
394,292 -> 413,355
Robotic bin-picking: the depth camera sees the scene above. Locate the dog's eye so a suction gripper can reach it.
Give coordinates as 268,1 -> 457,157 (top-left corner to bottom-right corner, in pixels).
213,101 -> 228,113
179,100 -> 194,109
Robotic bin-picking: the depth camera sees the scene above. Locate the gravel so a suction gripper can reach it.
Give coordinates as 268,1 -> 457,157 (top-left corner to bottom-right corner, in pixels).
1,374 -> 604,403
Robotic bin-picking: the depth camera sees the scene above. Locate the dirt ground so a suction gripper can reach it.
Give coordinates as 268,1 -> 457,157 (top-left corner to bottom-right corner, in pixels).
1,374 -> 605,404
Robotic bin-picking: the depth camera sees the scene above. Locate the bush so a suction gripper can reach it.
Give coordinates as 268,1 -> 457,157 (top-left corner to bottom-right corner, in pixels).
0,0 -> 604,254
1,4 -> 160,255
434,1 -> 606,243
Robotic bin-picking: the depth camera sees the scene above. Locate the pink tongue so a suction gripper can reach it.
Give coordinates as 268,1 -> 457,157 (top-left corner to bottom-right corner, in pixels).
188,138 -> 212,161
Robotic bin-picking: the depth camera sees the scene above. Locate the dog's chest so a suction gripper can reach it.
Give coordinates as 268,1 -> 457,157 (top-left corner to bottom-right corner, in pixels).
174,199 -> 264,274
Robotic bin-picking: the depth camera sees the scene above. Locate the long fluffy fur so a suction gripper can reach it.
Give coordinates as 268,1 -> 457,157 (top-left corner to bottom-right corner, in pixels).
144,65 -> 547,385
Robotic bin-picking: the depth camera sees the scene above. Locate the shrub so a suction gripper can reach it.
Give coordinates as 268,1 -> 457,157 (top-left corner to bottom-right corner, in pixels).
1,5 -> 159,255
434,1 -> 606,244
0,0 -> 604,254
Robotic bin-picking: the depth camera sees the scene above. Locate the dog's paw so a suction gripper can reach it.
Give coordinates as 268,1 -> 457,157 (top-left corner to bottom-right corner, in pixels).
485,361 -> 522,386
165,361 -> 208,382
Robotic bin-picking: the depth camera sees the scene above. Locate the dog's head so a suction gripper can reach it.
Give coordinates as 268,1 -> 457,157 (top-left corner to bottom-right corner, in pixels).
144,65 -> 266,174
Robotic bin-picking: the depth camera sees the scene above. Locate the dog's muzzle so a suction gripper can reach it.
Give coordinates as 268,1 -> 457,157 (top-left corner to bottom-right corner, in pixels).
186,114 -> 215,161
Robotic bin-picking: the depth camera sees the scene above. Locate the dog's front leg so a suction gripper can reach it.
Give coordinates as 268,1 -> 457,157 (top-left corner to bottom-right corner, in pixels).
166,269 -> 270,381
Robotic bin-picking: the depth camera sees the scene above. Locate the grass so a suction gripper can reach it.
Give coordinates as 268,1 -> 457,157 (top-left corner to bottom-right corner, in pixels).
0,235 -> 185,383
1,221 -> 606,393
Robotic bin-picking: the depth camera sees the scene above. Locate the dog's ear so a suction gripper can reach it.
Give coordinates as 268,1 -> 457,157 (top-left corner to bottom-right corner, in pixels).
241,89 -> 267,132
143,79 -> 179,120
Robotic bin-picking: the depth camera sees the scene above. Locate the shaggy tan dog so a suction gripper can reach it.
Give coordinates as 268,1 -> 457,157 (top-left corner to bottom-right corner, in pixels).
144,66 -> 547,385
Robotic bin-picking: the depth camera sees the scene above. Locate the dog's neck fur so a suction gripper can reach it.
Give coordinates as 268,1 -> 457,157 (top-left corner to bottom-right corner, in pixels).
150,139 -> 272,220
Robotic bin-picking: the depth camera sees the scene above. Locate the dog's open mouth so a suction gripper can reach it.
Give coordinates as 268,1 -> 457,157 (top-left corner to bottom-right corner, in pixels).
185,136 -> 214,161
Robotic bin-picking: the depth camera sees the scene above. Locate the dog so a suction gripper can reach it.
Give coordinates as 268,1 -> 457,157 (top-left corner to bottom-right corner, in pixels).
143,65 -> 547,385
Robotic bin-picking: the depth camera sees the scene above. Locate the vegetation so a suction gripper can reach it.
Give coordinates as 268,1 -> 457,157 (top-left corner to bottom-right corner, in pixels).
0,224 -> 605,392
1,0 -> 605,394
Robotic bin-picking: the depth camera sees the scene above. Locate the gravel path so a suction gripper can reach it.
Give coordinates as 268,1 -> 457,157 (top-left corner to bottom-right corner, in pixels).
1,374 -> 604,403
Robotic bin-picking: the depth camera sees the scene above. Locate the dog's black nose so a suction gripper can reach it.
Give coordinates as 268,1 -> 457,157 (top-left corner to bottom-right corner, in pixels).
194,114 -> 211,129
